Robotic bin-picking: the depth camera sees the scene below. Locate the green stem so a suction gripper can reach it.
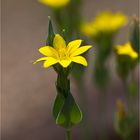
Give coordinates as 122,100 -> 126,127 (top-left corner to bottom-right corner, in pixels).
98,89 -> 108,140
123,80 -> 134,114
76,80 -> 93,140
66,129 -> 72,140
130,70 -> 138,113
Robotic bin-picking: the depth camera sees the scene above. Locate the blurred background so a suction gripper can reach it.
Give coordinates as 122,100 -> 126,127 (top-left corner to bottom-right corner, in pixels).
2,0 -> 139,140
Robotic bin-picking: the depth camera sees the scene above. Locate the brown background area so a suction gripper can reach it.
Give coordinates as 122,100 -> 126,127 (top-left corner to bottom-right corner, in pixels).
2,0 -> 139,140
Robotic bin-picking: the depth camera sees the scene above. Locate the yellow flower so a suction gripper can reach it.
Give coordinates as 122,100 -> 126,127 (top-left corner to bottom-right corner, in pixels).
80,22 -> 96,37
117,99 -> 126,121
34,34 -> 92,68
115,42 -> 138,59
38,0 -> 70,8
81,11 -> 128,36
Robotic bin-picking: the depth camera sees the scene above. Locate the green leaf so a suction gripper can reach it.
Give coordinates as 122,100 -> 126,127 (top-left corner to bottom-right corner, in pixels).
47,17 -> 55,46
53,93 -> 65,120
54,93 -> 82,129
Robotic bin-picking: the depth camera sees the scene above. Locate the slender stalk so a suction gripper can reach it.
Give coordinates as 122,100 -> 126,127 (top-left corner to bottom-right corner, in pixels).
123,80 -> 134,114
76,80 -> 93,140
98,89 -> 108,140
130,70 -> 138,114
66,129 -> 72,140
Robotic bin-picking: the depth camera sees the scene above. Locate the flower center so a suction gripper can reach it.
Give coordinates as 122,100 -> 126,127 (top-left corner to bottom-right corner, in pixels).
58,48 -> 69,60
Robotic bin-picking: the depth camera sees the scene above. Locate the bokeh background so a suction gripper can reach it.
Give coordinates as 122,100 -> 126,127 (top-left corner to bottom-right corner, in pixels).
2,0 -> 139,140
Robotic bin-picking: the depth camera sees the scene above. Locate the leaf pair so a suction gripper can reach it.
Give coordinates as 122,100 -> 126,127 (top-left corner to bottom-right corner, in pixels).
53,92 -> 82,129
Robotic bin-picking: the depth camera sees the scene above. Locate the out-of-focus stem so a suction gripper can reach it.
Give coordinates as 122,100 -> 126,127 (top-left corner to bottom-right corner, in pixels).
123,80 -> 134,114
97,89 -> 108,140
66,129 -> 72,140
76,79 -> 93,140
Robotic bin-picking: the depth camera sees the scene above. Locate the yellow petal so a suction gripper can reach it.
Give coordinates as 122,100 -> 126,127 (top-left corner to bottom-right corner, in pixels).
38,0 -> 70,8
116,42 -> 138,59
80,22 -> 97,36
59,60 -> 71,68
71,56 -> 88,66
43,57 -> 58,68
33,57 -> 48,64
53,34 -> 66,50
67,40 -> 82,54
131,52 -> 138,59
39,46 -> 58,58
71,45 -> 92,57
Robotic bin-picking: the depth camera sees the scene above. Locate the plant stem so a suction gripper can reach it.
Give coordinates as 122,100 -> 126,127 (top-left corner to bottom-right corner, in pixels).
76,80 -> 92,140
123,80 -> 134,114
98,89 -> 108,140
66,129 -> 72,140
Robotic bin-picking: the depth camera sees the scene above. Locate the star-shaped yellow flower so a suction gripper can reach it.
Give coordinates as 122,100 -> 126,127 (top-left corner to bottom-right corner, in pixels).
34,34 -> 92,68
38,0 -> 70,8
115,42 -> 138,59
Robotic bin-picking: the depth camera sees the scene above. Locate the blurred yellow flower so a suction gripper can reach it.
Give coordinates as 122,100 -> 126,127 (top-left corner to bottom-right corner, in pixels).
117,99 -> 125,121
81,11 -> 128,36
80,22 -> 96,37
38,0 -> 70,8
115,42 -> 138,59
34,34 -> 92,68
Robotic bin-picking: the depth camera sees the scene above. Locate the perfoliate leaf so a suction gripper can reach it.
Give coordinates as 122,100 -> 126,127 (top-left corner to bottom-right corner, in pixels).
54,93 -> 82,129
53,93 -> 65,120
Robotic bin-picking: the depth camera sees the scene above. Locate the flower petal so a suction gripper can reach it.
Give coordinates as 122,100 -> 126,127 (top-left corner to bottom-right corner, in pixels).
116,42 -> 138,59
59,60 -> 72,68
71,45 -> 92,57
33,57 -> 48,64
53,34 -> 66,50
39,46 -> 58,58
38,0 -> 70,8
71,56 -> 88,66
43,57 -> 58,68
67,40 -> 82,54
